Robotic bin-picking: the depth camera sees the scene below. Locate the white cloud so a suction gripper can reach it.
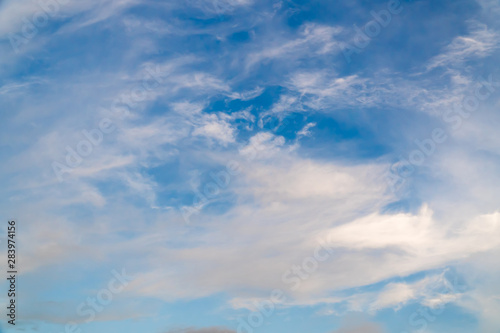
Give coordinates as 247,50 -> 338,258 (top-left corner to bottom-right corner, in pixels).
297,122 -> 316,138
192,114 -> 236,146
426,22 -> 499,71
2,2 -> 500,330
187,0 -> 253,15
239,132 -> 285,160
246,23 -> 343,68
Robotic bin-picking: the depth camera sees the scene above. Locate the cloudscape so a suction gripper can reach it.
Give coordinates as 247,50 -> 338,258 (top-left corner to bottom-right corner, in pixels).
1,0 -> 500,332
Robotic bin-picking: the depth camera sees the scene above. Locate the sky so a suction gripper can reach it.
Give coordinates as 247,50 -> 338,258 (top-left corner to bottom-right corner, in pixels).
1,0 -> 500,332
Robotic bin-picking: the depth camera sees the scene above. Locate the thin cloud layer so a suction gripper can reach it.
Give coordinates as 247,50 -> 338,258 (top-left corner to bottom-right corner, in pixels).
1,0 -> 500,332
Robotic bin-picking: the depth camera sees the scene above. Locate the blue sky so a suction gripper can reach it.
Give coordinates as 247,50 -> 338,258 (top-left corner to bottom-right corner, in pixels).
1,0 -> 500,332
